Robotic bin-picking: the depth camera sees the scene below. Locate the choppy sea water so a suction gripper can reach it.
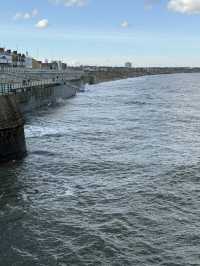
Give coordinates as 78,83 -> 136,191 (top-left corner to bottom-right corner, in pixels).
1,73 -> 200,266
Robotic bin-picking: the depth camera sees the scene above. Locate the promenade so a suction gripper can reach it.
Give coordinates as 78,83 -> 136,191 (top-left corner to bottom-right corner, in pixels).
0,67 -> 84,95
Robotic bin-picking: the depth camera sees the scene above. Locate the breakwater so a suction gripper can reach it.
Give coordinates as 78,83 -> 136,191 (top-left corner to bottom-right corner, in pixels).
0,68 -> 84,162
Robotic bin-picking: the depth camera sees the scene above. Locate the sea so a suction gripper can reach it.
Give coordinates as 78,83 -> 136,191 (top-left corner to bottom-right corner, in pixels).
0,73 -> 200,266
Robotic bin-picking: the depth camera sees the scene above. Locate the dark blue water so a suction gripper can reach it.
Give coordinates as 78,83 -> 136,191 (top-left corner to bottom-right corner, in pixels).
1,73 -> 200,266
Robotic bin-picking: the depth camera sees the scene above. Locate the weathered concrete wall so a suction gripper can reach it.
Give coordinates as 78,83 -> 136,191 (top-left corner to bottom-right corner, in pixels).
0,95 -> 26,162
15,83 -> 77,113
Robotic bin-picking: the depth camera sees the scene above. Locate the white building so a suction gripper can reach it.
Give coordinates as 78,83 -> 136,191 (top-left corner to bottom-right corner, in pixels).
0,55 -> 12,65
25,57 -> 33,69
57,61 -> 63,71
0,49 -> 12,66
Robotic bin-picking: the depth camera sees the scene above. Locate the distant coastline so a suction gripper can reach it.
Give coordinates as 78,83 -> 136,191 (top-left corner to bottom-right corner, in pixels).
83,66 -> 200,85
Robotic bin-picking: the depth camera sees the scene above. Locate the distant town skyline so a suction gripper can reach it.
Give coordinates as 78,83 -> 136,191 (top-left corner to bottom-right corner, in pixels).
1,0 -> 200,66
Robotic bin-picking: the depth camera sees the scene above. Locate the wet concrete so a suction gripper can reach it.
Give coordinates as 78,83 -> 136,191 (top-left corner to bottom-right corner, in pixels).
0,95 -> 26,162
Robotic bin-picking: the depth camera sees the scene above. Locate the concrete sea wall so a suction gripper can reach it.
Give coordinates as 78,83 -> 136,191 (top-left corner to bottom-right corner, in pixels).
15,83 -> 77,113
0,95 -> 26,162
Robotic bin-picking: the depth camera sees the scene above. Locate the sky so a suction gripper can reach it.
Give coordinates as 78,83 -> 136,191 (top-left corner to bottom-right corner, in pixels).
1,0 -> 200,66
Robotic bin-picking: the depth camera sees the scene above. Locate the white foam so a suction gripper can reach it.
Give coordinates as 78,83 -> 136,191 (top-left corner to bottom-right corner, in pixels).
25,125 -> 66,138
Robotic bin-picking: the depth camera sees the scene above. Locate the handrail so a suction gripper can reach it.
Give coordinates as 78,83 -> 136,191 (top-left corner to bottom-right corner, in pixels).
0,66 -> 84,76
0,78 -> 63,95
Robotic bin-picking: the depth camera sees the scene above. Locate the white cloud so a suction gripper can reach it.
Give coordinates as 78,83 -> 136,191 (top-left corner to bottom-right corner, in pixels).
13,9 -> 39,20
36,19 -> 49,29
50,0 -> 87,7
24,13 -> 31,20
121,21 -> 129,28
168,0 -> 200,14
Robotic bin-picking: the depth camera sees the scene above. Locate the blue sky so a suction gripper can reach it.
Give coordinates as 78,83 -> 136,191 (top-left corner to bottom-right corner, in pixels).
1,0 -> 200,66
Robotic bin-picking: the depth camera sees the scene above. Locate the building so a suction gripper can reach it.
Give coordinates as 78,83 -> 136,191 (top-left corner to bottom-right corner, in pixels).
25,57 -> 33,69
0,48 -> 12,67
0,47 -> 34,68
12,51 -> 26,67
57,61 -> 67,71
32,59 -> 42,69
0,47 -> 67,70
41,61 -> 67,70
41,62 -> 52,70
125,62 -> 132,68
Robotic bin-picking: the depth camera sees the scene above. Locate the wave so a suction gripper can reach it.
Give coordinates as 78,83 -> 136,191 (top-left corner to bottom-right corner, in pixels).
25,125 -> 67,138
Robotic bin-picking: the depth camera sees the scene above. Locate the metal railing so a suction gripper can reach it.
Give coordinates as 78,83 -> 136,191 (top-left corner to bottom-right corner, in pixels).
0,78 -> 62,95
0,66 -> 84,76
0,67 -> 84,95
